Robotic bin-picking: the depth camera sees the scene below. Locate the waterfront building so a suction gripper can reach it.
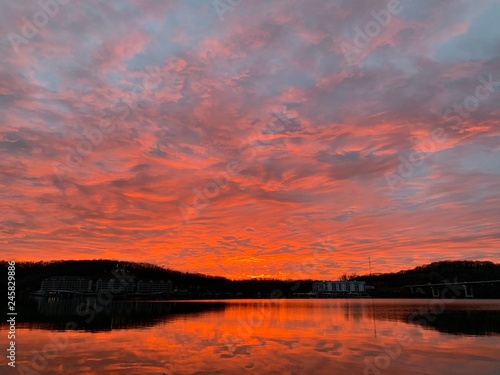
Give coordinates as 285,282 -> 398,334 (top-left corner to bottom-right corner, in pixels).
96,278 -> 135,293
312,280 -> 366,294
40,277 -> 92,292
39,276 -> 172,295
137,280 -> 173,294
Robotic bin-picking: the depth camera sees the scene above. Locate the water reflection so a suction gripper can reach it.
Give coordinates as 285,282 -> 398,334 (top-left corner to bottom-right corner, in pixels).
406,309 -> 500,335
10,297 -> 500,336
365,300 -> 500,336
6,299 -> 500,375
14,296 -> 226,331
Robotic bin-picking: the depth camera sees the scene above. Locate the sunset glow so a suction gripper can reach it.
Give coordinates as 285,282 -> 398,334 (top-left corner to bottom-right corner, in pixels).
1,0 -> 499,279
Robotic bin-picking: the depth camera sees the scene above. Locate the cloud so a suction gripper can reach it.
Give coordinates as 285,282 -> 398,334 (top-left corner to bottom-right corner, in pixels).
1,0 -> 499,278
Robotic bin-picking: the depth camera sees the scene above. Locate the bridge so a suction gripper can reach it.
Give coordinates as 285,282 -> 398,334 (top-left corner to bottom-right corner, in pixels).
405,279 -> 500,298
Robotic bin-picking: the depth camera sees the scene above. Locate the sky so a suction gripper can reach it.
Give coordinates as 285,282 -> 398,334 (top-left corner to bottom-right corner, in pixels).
0,0 -> 499,279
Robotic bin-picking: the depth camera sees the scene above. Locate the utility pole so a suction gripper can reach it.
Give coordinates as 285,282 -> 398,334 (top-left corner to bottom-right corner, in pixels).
369,257 -> 372,276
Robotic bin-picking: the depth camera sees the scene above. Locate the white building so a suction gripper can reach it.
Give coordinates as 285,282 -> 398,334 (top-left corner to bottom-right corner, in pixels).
96,279 -> 135,293
137,280 -> 173,294
40,277 -> 92,292
312,280 -> 366,294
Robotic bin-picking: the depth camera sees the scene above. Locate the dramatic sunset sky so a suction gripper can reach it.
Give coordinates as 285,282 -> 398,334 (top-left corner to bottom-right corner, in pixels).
1,0 -> 499,279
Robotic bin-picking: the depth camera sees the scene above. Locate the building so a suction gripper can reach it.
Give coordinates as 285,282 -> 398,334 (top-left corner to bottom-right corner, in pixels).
312,280 -> 366,294
96,279 -> 135,293
39,276 -> 173,295
40,277 -> 92,292
137,280 -> 173,294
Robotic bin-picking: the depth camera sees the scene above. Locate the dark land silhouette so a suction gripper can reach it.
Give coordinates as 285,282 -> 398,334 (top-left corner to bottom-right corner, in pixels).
1,259 -> 500,299
3,296 -> 500,336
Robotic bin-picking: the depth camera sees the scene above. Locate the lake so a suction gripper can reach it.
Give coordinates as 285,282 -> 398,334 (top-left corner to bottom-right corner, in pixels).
7,298 -> 500,374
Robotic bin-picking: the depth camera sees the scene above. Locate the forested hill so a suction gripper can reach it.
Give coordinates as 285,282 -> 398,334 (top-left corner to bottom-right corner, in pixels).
355,260 -> 500,298
357,260 -> 500,286
0,259 -> 311,297
1,259 -> 232,295
1,259 -> 499,298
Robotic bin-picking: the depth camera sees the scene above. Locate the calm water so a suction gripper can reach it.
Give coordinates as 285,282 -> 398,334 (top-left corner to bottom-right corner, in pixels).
6,299 -> 500,374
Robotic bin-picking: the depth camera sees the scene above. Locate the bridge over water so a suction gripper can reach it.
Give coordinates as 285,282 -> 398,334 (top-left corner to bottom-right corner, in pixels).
405,279 -> 500,298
